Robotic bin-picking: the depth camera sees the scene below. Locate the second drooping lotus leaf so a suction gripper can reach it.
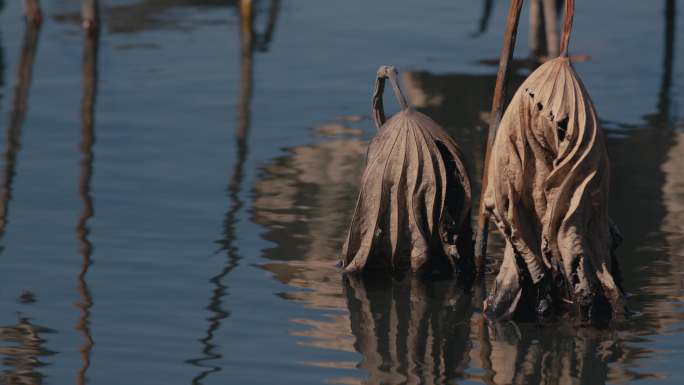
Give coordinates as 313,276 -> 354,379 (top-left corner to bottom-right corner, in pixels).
482,56 -> 625,322
341,66 -> 474,276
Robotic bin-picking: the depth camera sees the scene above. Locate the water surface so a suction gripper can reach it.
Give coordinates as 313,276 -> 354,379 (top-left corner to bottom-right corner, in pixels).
0,1 -> 682,384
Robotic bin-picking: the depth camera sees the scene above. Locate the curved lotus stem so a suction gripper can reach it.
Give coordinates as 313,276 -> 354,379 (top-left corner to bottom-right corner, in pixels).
372,66 -> 410,130
560,0 -> 574,57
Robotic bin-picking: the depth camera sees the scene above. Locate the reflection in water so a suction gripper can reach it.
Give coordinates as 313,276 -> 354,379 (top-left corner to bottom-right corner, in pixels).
606,0 -> 681,334
473,0 -> 494,37
0,20 -> 40,240
253,132 -> 366,265
73,20 -> 99,385
645,0 -> 676,127
53,0 -> 237,34
0,27 -> 4,102
528,0 -> 560,59
187,1 -> 279,383
250,123 -> 366,370
251,126 -> 366,375
187,2 -> 252,382
250,2 -> 683,379
0,318 -> 54,385
345,275 -> 472,385
478,321 -> 655,385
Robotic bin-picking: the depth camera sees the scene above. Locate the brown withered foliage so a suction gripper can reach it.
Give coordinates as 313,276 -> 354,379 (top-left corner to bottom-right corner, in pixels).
482,56 -> 625,322
340,66 -> 474,276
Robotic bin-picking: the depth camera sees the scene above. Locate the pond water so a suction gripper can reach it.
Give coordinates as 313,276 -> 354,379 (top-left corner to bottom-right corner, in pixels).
0,0 -> 682,384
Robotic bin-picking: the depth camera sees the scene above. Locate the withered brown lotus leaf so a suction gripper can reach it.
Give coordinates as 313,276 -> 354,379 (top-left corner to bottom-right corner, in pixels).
483,57 -> 624,321
341,66 -> 473,275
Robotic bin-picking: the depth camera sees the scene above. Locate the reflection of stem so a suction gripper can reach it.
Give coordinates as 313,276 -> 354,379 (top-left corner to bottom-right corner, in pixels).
255,0 -> 281,52
0,21 -> 40,239
237,0 -> 254,141
644,0 -> 676,127
188,2 -> 254,383
74,24 -> 99,385
0,30 -> 5,93
474,0 -> 494,36
478,316 -> 495,385
657,0 -> 675,124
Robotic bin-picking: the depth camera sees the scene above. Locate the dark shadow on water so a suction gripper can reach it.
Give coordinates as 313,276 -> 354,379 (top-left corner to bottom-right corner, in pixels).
0,20 -> 40,244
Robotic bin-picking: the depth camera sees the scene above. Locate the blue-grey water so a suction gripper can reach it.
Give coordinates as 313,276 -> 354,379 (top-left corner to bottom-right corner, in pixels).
0,1 -> 682,384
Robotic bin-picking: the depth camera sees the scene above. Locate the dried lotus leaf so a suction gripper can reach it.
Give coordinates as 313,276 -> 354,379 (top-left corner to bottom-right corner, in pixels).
341,66 -> 474,276
482,56 -> 624,321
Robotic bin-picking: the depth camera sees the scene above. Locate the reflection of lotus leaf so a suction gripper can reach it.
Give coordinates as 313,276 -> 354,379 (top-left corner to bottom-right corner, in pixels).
344,274 -> 472,385
0,319 -> 54,385
253,138 -> 367,266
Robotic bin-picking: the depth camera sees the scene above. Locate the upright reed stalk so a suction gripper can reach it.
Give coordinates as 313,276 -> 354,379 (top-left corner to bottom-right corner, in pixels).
475,0 -> 525,272
23,0 -> 42,25
560,0 -> 574,57
82,0 -> 100,33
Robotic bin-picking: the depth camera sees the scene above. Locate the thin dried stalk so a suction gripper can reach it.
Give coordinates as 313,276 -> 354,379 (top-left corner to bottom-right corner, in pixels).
23,0 -> 42,25
475,0 -> 525,272
82,0 -> 99,33
560,0 -> 574,57
341,66 -> 473,276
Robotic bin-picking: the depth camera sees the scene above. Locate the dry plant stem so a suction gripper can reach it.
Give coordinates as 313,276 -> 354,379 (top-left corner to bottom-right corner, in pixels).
75,23 -> 99,385
475,0 -> 525,272
23,0 -> 42,25
542,0 -> 559,58
82,0 -> 99,33
372,66 -> 410,130
560,0 -> 574,57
